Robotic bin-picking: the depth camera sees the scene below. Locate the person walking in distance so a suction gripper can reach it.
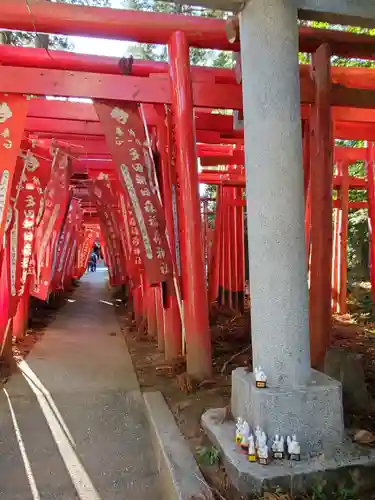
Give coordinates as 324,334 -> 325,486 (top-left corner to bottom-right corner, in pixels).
88,252 -> 97,272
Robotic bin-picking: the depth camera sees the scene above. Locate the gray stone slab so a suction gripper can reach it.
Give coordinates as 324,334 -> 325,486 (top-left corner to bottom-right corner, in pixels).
324,347 -> 370,413
231,368 -> 344,455
144,391 -> 213,500
202,408 -> 375,497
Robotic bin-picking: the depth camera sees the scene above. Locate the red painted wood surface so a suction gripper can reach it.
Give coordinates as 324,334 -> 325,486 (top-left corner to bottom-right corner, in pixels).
154,104 -> 182,360
2,1 -> 375,58
309,44 -> 334,368
208,187 -> 222,304
0,67 -> 243,110
169,31 -> 211,379
339,161 -> 349,314
367,143 -> 375,310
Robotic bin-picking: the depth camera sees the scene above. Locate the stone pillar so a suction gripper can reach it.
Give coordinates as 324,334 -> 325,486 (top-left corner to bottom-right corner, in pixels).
228,0 -> 344,454
240,0 -> 310,388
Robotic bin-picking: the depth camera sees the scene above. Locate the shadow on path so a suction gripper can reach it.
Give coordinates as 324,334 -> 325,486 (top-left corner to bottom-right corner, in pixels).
0,268 -> 161,500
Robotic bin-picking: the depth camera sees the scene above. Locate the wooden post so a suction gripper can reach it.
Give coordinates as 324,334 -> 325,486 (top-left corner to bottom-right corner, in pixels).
208,186 -> 222,304
309,44 -> 333,368
146,282 -> 157,339
339,161 -> 349,314
226,188 -> 234,310
155,286 -> 165,352
367,143 -> 375,313
222,187 -> 229,307
331,198 -> 340,313
235,187 -> 245,313
155,106 -> 182,360
218,192 -> 225,306
13,290 -> 30,339
169,31 -> 211,378
304,119 -> 312,265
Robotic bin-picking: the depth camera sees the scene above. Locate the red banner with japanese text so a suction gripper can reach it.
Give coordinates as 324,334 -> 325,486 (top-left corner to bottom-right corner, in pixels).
90,175 -> 133,285
88,170 -> 143,284
5,149 -> 52,317
0,155 -> 26,321
97,212 -> 122,286
51,198 -> 79,291
90,183 -> 119,285
99,235 -> 109,271
73,227 -> 84,279
98,220 -> 116,286
76,227 -> 99,278
94,101 -> 172,285
61,202 -> 83,289
111,178 -> 143,285
154,104 -> 182,285
64,237 -> 78,288
0,94 -> 29,249
31,153 -> 71,300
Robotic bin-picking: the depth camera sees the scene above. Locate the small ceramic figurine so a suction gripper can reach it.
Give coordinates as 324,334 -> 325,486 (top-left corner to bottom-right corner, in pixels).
255,366 -> 267,388
235,418 -> 243,445
272,434 -> 285,459
255,425 -> 262,450
248,434 -> 256,462
240,421 -> 250,454
279,436 -> 285,457
257,432 -> 269,465
272,434 -> 279,452
289,435 -> 301,461
261,431 -> 267,444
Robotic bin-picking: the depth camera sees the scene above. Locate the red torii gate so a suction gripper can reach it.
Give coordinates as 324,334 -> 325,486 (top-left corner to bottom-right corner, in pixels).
1,0 -> 375,376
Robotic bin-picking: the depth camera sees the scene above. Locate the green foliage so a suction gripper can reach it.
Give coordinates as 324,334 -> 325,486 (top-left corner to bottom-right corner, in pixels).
347,206 -> 369,280
335,143 -> 368,279
2,0 -> 110,49
335,138 -> 370,280
122,0 -> 232,67
299,52 -> 311,64
311,481 -> 327,500
59,0 -> 110,5
335,488 -> 358,500
196,445 -> 220,466
310,479 -> 359,500
334,146 -> 370,280
212,50 -> 233,68
202,185 -> 217,225
204,184 -> 217,199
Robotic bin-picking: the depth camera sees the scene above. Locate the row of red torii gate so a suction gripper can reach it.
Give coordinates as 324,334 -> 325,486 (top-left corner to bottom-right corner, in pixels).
2,1 -> 375,380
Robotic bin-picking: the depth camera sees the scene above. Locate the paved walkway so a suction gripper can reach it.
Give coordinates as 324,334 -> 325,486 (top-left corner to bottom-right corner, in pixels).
0,268 -> 162,500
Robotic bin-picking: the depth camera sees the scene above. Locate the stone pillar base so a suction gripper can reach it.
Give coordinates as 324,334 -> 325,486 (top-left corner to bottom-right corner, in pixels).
202,409 -> 375,497
231,368 -> 344,455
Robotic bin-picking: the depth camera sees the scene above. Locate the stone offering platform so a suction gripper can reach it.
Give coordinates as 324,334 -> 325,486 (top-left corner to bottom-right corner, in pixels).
231,368 -> 344,455
202,408 -> 375,496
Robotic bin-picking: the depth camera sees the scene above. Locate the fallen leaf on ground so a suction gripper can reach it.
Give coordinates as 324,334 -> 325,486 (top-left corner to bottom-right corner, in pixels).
354,429 -> 375,444
263,493 -> 291,500
176,372 -> 196,394
198,379 -> 216,389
